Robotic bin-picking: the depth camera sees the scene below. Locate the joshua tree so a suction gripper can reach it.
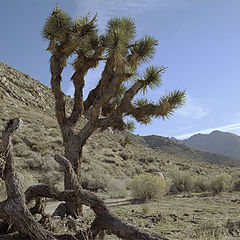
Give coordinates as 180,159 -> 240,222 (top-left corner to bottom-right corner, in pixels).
42,7 -> 185,217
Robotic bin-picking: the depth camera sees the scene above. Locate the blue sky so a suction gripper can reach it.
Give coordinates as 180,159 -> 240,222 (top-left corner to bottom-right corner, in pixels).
1,0 -> 240,139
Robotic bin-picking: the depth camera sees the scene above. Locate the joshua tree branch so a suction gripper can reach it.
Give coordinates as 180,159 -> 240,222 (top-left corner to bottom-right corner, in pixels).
1,118 -> 56,240
50,54 -> 68,127
68,47 -> 105,126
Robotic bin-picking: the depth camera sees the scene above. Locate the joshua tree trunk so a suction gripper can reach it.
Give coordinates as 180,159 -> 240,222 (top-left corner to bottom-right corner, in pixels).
63,134 -> 83,218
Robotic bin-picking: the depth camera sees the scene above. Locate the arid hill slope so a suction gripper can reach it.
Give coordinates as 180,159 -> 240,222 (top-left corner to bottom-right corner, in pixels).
0,62 -> 239,194
182,130 -> 240,159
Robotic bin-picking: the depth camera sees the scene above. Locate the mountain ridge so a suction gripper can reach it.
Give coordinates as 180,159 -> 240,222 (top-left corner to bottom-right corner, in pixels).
182,130 -> 240,159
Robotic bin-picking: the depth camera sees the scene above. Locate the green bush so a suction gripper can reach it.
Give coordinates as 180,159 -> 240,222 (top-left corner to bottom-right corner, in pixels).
128,173 -> 166,201
168,168 -> 193,193
210,173 -> 232,194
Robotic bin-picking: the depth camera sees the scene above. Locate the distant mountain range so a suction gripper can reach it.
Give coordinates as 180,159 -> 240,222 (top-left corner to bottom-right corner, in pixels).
181,130 -> 240,159
131,134 -> 240,167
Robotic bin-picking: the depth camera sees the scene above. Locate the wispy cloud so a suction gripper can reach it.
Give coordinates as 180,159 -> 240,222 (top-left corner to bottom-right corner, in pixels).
176,122 -> 240,140
74,0 -> 170,32
177,96 -> 209,119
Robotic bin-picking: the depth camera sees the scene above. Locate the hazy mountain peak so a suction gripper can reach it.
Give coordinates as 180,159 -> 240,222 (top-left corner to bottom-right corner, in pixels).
182,130 -> 240,159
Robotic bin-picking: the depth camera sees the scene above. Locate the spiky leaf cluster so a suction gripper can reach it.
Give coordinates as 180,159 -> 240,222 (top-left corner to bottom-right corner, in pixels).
157,90 -> 186,119
42,9 -> 72,42
133,98 -> 153,108
72,15 -> 97,39
104,18 -> 136,68
43,8 -> 98,57
128,36 -> 157,68
123,120 -> 135,132
141,66 -> 165,93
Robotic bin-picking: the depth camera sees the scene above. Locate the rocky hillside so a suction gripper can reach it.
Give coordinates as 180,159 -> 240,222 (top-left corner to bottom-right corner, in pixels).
0,62 -> 239,196
182,130 -> 240,159
133,134 -> 240,167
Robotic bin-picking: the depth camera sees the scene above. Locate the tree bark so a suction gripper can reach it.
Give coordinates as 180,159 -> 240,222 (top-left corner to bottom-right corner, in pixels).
0,118 -> 56,240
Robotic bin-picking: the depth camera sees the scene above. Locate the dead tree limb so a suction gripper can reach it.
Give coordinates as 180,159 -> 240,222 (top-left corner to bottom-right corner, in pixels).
25,155 -> 170,239
1,119 -> 170,240
56,154 -> 170,240
0,118 -> 56,240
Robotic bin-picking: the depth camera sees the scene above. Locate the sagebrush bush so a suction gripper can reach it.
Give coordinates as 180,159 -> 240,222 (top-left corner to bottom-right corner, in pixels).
168,168 -> 193,193
107,178 -> 129,198
120,135 -> 132,148
82,171 -> 107,191
128,173 -> 166,201
192,175 -> 210,192
18,171 -> 38,190
209,173 -> 232,194
40,170 -> 63,187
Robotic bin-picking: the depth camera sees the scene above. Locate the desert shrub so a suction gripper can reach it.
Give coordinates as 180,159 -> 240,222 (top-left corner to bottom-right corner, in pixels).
164,177 -> 173,195
119,135 -> 132,148
232,179 -> 240,191
18,171 -> 38,191
119,152 -> 129,160
41,155 -> 61,171
40,170 -> 63,187
107,178 -> 129,198
24,157 -> 44,170
24,155 -> 61,172
168,168 -> 193,193
128,173 -> 166,201
192,175 -> 210,192
82,171 -> 107,192
209,173 -> 232,194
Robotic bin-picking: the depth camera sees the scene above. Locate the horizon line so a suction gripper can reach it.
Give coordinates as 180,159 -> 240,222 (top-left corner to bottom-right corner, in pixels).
175,122 -> 240,140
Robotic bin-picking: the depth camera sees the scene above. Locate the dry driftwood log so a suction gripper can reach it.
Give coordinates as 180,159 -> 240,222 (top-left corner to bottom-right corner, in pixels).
0,118 -> 170,240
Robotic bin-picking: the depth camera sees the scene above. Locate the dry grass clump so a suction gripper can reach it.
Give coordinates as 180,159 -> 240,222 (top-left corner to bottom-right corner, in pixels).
167,168 -> 193,193
166,168 -> 234,195
18,171 -> 38,190
40,170 -> 63,188
119,135 -> 132,148
23,154 -> 60,172
107,178 -> 129,198
81,170 -> 107,192
192,175 -> 210,192
209,173 -> 232,194
128,173 -> 166,201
